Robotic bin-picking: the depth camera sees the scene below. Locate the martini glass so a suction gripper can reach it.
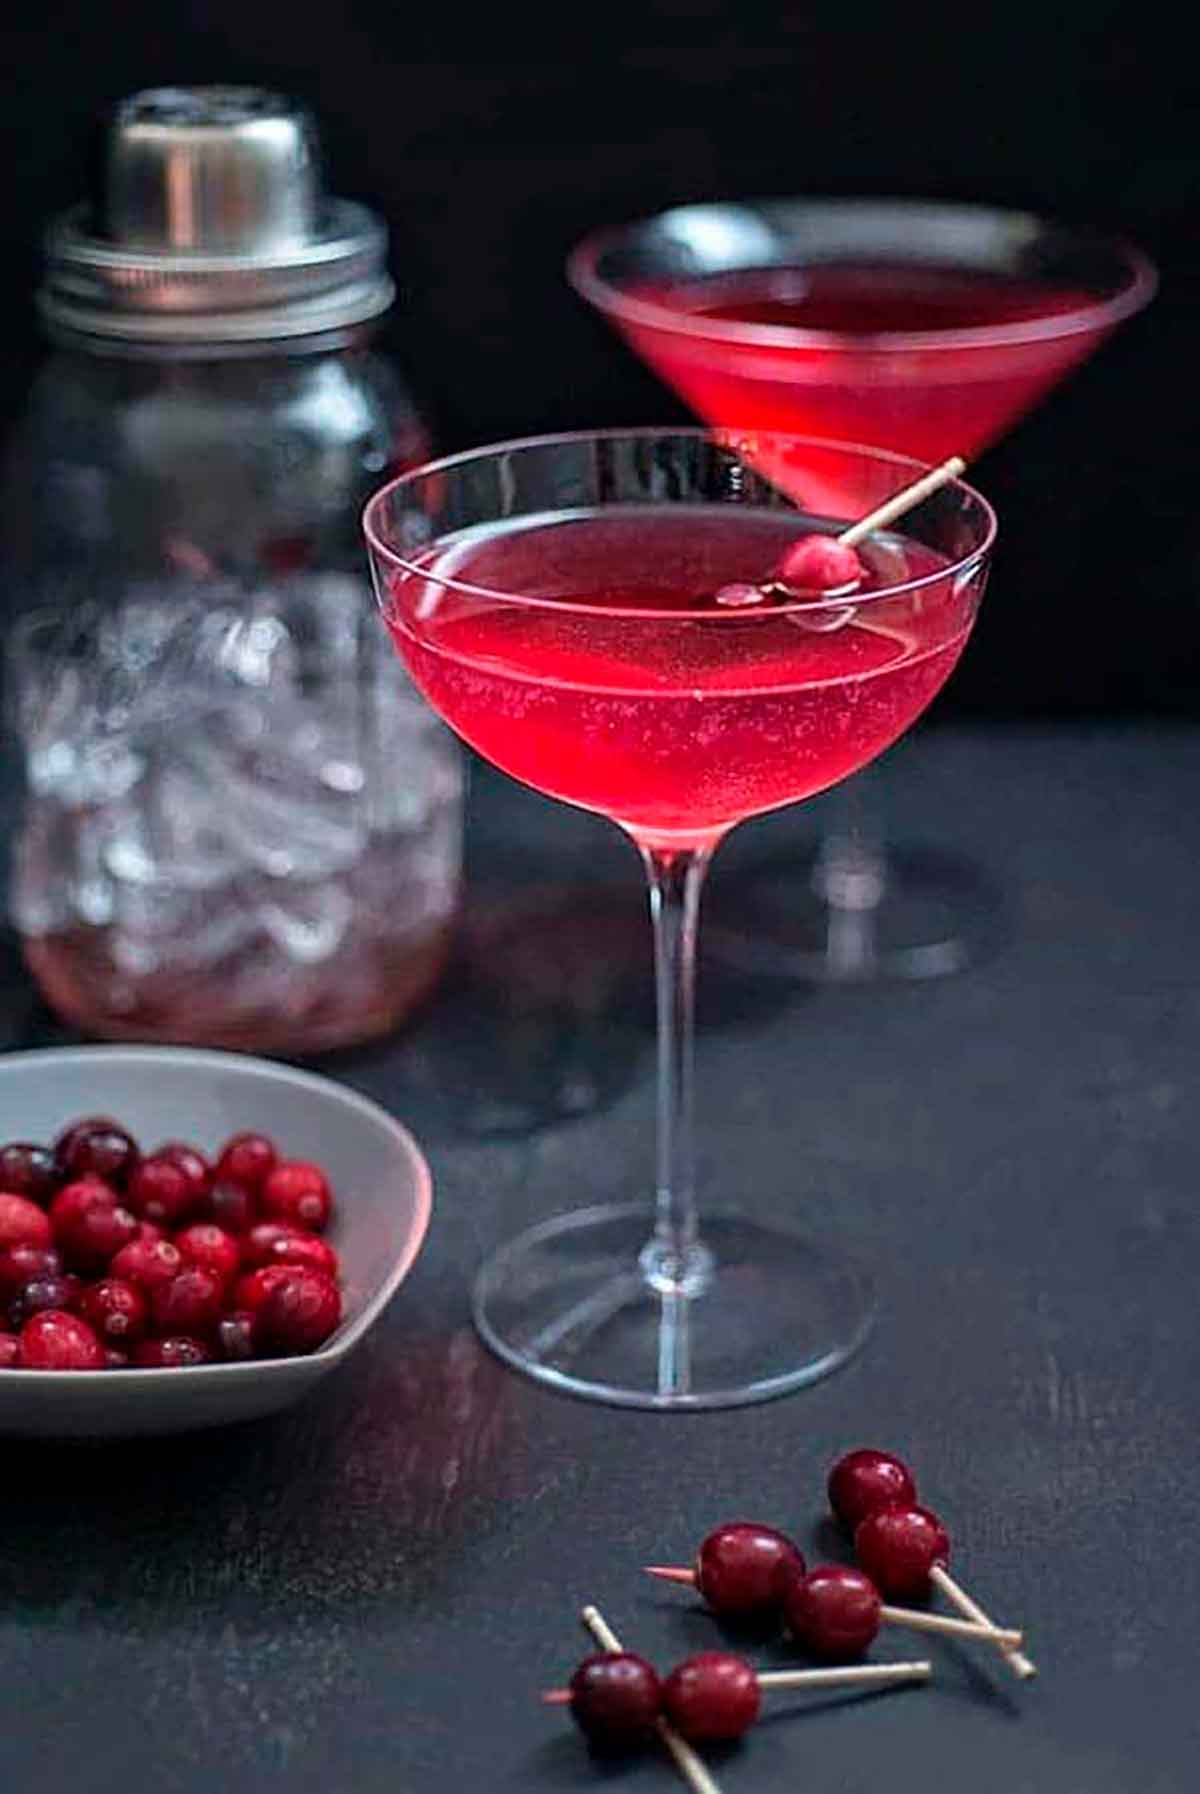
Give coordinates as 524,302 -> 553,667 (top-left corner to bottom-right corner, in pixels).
569,200 -> 1156,980
364,429 -> 995,1408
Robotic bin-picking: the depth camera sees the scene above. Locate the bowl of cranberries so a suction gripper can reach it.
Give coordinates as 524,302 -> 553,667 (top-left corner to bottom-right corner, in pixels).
0,1046 -> 432,1436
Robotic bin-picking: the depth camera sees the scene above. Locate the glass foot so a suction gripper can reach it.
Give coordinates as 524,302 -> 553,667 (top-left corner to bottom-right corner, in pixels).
473,1204 -> 873,1410
705,841 -> 1004,984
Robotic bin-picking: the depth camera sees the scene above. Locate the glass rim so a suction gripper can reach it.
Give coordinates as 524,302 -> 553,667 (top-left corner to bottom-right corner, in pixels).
362,426 -> 997,620
566,196 -> 1158,356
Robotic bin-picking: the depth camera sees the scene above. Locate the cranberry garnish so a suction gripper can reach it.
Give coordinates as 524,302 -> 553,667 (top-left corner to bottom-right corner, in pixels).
233,1264 -> 300,1313
150,1266 -> 224,1338
0,1332 -> 20,1367
0,1143 -> 59,1205
692,1522 -> 805,1620
216,1132 -> 278,1194
153,1142 -> 212,1206
661,1652 -> 761,1743
216,1311 -> 259,1361
77,1278 -> 149,1345
174,1223 -> 241,1285
567,1653 -> 661,1747
240,1220 -> 308,1270
204,1180 -> 257,1234
855,1505 -> 950,1600
256,1267 -> 341,1354
54,1119 -> 139,1188
110,1235 -> 183,1293
774,533 -> 864,592
782,1563 -> 881,1661
132,1335 -> 212,1368
828,1447 -> 917,1531
0,1244 -> 62,1300
260,1161 -> 332,1232
0,1192 -> 54,1252
51,1184 -> 138,1272
19,1310 -> 105,1370
8,1273 -> 82,1328
127,1155 -> 196,1228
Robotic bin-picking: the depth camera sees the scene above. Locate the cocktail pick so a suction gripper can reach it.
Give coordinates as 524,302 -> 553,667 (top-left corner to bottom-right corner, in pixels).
544,1650 -> 932,1716
575,1605 -> 724,1794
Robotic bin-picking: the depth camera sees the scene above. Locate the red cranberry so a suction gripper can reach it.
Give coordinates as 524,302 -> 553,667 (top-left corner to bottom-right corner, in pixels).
567,1653 -> 661,1747
0,1143 -> 59,1205
256,1268 -> 341,1355
0,1192 -> 54,1252
0,1244 -> 62,1299
828,1447 -> 917,1531
204,1179 -> 257,1234
661,1652 -> 760,1743
127,1155 -> 196,1228
50,1177 -> 116,1231
775,533 -> 864,593
782,1563 -> 881,1661
240,1220 -> 307,1269
105,1348 -> 131,1369
52,1185 -> 138,1272
174,1223 -> 241,1285
692,1522 -> 805,1620
0,1332 -> 20,1367
261,1161 -> 332,1232
216,1311 -> 259,1361
8,1273 -> 82,1328
78,1278 -> 149,1345
150,1266 -> 224,1338
855,1505 -> 950,1600
132,1335 -> 212,1367
216,1132 -> 277,1194
19,1310 -> 105,1369
233,1264 -> 299,1313
265,1232 -> 340,1279
110,1235 -> 183,1293
153,1142 -> 212,1206
132,1220 -> 165,1245
54,1119 -> 139,1187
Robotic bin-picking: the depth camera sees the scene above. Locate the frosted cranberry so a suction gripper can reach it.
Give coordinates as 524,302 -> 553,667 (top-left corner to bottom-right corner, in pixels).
0,1143 -> 59,1205
132,1335 -> 212,1367
105,1348 -> 130,1369
53,1187 -> 138,1272
78,1278 -> 149,1345
111,1235 -> 183,1293
175,1223 -> 241,1285
0,1333 -> 20,1367
204,1180 -> 256,1234
693,1522 -> 805,1620
217,1311 -> 259,1361
855,1505 -> 950,1600
828,1447 -> 917,1531
127,1155 -> 196,1228
256,1268 -> 341,1355
0,1244 -> 62,1299
19,1310 -> 104,1369
661,1652 -> 760,1743
55,1119 -> 139,1187
261,1162 -> 332,1232
775,533 -> 864,592
0,1193 -> 54,1252
216,1132 -> 277,1194
568,1653 -> 661,1747
154,1142 -> 212,1206
8,1273 -> 82,1328
240,1220 -> 306,1269
151,1266 -> 224,1338
782,1563 -> 881,1661
234,1264 -> 300,1313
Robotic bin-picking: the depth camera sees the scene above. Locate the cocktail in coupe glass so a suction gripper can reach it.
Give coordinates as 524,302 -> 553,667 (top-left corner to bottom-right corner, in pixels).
364,429 -> 995,1409
569,200 -> 1156,980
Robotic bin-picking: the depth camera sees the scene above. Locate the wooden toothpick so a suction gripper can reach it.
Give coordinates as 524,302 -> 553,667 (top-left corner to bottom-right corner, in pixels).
580,1605 -> 724,1794
836,456 -> 967,549
929,1567 -> 1037,1680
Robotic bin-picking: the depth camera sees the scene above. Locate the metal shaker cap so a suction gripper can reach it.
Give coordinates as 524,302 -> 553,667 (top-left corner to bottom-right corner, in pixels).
38,86 -> 395,348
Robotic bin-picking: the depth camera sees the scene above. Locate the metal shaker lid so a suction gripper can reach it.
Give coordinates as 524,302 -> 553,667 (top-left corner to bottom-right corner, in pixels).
38,86 -> 395,348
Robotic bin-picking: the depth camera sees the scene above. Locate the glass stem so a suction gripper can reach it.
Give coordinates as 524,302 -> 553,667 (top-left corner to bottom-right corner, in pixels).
638,845 -> 715,1297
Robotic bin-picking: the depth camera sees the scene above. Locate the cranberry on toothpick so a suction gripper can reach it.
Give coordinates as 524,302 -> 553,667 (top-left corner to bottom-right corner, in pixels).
645,1521 -> 804,1621
828,1447 -> 917,1530
557,1652 -> 662,1749
781,1562 -> 1022,1660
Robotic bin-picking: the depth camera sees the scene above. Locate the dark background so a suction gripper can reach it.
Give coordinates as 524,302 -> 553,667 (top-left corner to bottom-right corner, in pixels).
0,2 -> 1192,719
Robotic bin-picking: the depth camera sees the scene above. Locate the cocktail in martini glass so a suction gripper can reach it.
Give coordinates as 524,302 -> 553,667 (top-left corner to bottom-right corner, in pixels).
569,200 -> 1155,978
364,430 -> 995,1407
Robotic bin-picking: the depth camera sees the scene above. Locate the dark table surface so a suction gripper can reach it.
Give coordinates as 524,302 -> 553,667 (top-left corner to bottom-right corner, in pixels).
3,724 -> 1199,1794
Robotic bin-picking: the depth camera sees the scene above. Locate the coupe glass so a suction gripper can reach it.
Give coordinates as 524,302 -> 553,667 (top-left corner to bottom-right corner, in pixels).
364,430 -> 995,1407
569,200 -> 1155,981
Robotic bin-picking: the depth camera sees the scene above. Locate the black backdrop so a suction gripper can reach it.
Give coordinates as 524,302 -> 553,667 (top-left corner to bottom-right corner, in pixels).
0,3 -> 1191,720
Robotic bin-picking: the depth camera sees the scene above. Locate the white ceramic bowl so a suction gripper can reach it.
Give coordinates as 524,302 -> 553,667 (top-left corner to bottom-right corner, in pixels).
0,1046 -> 433,1437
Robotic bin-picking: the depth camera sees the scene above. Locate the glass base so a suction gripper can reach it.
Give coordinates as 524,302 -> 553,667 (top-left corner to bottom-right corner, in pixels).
706,841 -> 1003,984
473,1204 -> 873,1410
